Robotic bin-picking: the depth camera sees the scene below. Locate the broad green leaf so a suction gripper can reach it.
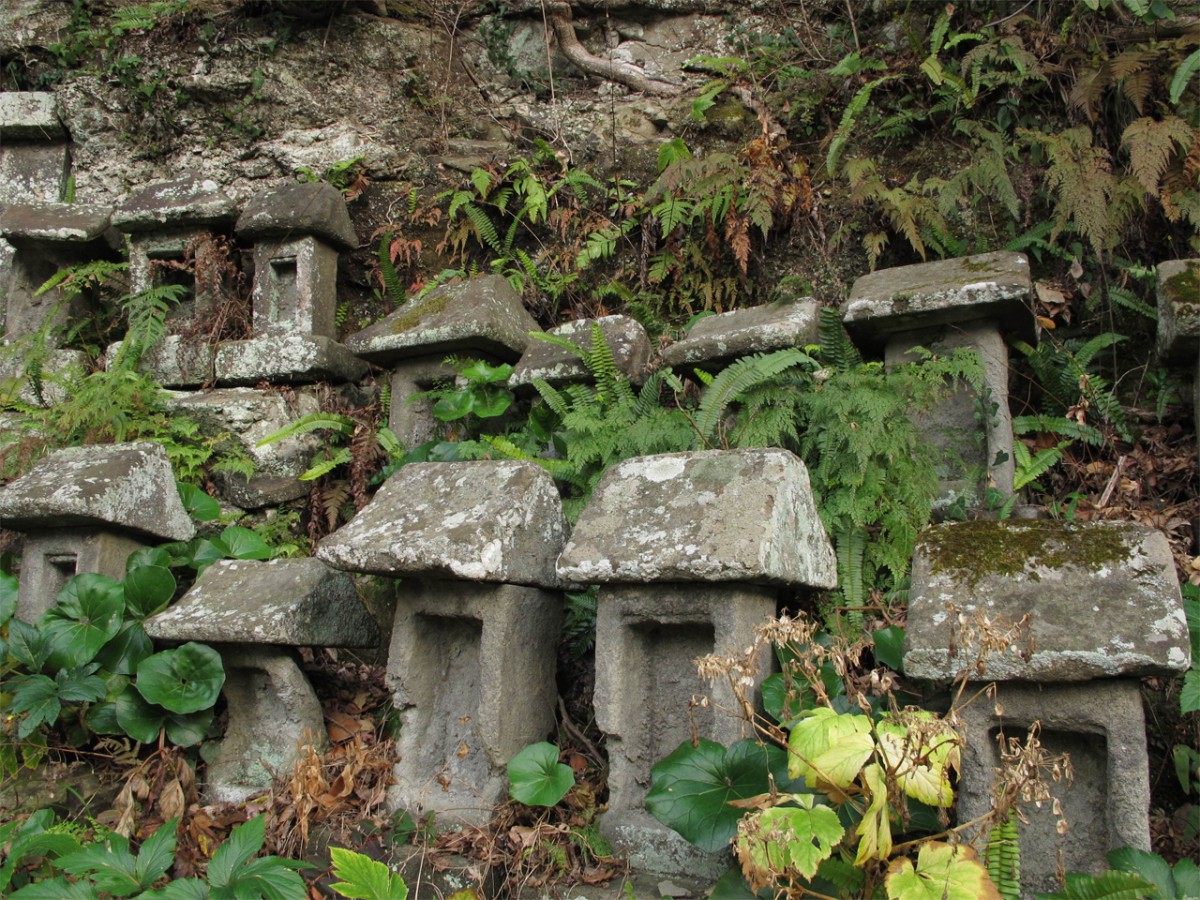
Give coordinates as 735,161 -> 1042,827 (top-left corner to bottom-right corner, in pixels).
0,570 -> 17,624
135,642 -> 225,714
1181,670 -> 1200,715
9,877 -> 98,899
116,688 -> 169,744
873,625 -> 906,672
57,834 -> 140,894
164,707 -> 214,747
8,673 -> 61,737
126,546 -> 174,572
469,388 -> 513,418
95,620 -> 154,675
787,707 -> 874,788
507,742 -> 574,807
329,847 -> 410,899
1106,847 -> 1174,897
458,360 -> 513,384
218,525 -> 273,560
432,391 -> 476,421
136,818 -> 180,886
41,573 -> 125,669
207,815 -> 267,888
646,738 -> 796,853
86,699 -> 123,735
854,763 -> 892,865
54,665 -> 106,703
736,795 -> 844,884
1172,859 -> 1200,898
886,841 -> 1000,900
709,865 -> 770,899
177,482 -> 221,522
123,565 -> 177,619
8,618 -> 52,670
188,538 -> 227,573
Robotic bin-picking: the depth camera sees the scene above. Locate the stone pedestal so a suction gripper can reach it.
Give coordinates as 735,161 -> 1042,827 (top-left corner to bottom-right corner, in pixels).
903,519 -> 1190,896
557,448 -> 836,876
16,528 -> 145,621
0,93 -> 69,204
387,580 -> 561,824
842,252 -> 1034,510
661,297 -> 820,372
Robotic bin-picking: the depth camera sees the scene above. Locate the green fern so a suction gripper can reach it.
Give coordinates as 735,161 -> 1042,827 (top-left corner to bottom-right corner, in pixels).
378,234 -> 406,303
986,812 -> 1021,900
255,412 -> 356,448
693,349 -> 814,447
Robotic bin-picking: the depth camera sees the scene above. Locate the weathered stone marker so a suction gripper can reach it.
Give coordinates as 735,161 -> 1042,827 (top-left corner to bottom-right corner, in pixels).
842,252 -> 1035,511
508,315 -> 651,391
318,460 -> 566,826
217,181 -> 366,385
0,442 -> 194,621
557,448 -> 836,877
661,296 -> 821,372
1152,258 -> 1200,476
144,558 -> 379,802
346,275 -> 541,446
903,519 -> 1191,895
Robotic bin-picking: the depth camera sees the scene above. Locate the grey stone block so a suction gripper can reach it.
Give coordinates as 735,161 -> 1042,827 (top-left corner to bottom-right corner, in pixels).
0,202 -> 111,242
203,645 -> 327,804
842,252 -> 1034,351
236,181 -> 358,251
0,93 -> 65,140
885,322 -> 1014,507
557,449 -> 836,588
0,441 -> 195,542
346,275 -> 540,365
164,387 -> 322,509
318,461 -> 567,588
250,236 -> 340,339
0,143 -> 69,204
386,358 -> 456,446
16,528 -> 145,622
509,315 -> 651,390
904,520 -> 1190,682
144,558 -> 378,647
956,680 -> 1151,896
595,583 -> 775,879
0,348 -> 87,406
386,580 -> 562,826
112,174 -> 237,233
214,333 -> 367,386
105,336 -> 215,388
661,298 -> 820,371
1154,258 -> 1200,365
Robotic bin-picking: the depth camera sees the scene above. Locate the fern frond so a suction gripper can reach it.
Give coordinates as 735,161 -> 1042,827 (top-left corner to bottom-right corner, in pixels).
818,307 -> 862,371
256,412 -> 356,447
694,349 -> 812,445
1012,414 -> 1104,446
1121,115 -> 1192,196
378,234 -> 405,302
301,448 -> 353,481
464,203 -> 502,254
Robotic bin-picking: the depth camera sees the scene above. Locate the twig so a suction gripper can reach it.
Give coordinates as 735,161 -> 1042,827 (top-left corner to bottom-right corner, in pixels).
557,696 -> 604,767
1097,455 -> 1127,509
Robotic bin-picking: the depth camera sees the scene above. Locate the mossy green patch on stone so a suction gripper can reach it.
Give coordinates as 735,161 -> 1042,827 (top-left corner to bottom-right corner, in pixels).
921,520 -> 1132,587
960,258 -> 1003,274
1163,265 -> 1200,311
389,293 -> 450,334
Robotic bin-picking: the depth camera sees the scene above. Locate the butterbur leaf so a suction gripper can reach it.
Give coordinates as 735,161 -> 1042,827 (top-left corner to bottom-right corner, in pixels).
885,841 -> 1000,900
94,621 -> 154,675
508,742 -> 575,807
41,573 -> 125,669
115,688 -> 169,744
123,565 -> 177,618
873,625 -> 906,672
164,707 -> 213,748
126,546 -> 173,572
1181,669 -> 1200,715
329,846 -> 410,899
177,481 -> 220,522
0,570 -> 17,625
135,642 -> 225,714
646,739 -> 796,853
217,525 -> 273,560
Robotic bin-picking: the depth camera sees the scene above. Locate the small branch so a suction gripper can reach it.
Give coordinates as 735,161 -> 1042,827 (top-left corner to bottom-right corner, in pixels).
545,2 -> 682,96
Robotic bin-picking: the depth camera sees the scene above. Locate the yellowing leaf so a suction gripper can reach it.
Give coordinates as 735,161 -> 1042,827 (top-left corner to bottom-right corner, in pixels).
735,794 -> 845,889
876,713 -> 960,808
854,763 -> 893,865
885,841 -> 1001,900
788,708 -> 874,789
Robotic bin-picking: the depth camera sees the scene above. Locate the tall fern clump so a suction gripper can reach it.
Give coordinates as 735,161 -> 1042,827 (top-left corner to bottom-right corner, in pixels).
794,311 -> 983,625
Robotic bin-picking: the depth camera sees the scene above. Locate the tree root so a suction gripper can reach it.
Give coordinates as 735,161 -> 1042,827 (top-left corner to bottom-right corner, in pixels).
546,2 -> 682,96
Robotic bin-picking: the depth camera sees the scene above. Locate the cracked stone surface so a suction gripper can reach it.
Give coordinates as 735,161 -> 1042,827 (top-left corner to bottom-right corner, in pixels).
318,460 -> 567,587
903,519 -> 1190,681
557,448 -> 836,587
214,334 -> 367,385
841,251 -> 1034,351
346,275 -> 540,365
236,181 -> 358,250
0,441 -> 194,541
144,558 -> 378,647
661,297 -> 820,370
0,202 -> 112,242
509,315 -> 651,389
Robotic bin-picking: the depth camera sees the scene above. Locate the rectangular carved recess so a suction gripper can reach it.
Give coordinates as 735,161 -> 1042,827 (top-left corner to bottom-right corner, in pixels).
45,552 -> 78,602
268,257 -> 298,326
637,622 -> 716,764
148,251 -> 196,319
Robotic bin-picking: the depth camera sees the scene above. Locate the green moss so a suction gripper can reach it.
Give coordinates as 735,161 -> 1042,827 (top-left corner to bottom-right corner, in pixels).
389,293 -> 449,334
960,257 -> 1002,273
922,520 -> 1132,587
1162,265 -> 1200,312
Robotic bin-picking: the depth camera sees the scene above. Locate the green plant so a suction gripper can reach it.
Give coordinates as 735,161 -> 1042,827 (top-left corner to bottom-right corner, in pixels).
328,846 -> 409,900
1014,333 -> 1132,442
1035,847 -> 1200,899
507,742 -> 576,808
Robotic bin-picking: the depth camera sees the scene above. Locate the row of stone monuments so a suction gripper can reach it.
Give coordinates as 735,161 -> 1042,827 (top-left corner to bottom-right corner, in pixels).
1,90 -> 1197,894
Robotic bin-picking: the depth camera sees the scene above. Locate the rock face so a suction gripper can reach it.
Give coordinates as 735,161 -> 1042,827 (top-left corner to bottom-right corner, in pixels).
346,275 -> 541,364
661,298 -> 820,370
903,519 -> 1190,681
144,558 -> 378,647
558,448 -> 837,587
0,441 -> 194,541
318,460 -> 567,587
